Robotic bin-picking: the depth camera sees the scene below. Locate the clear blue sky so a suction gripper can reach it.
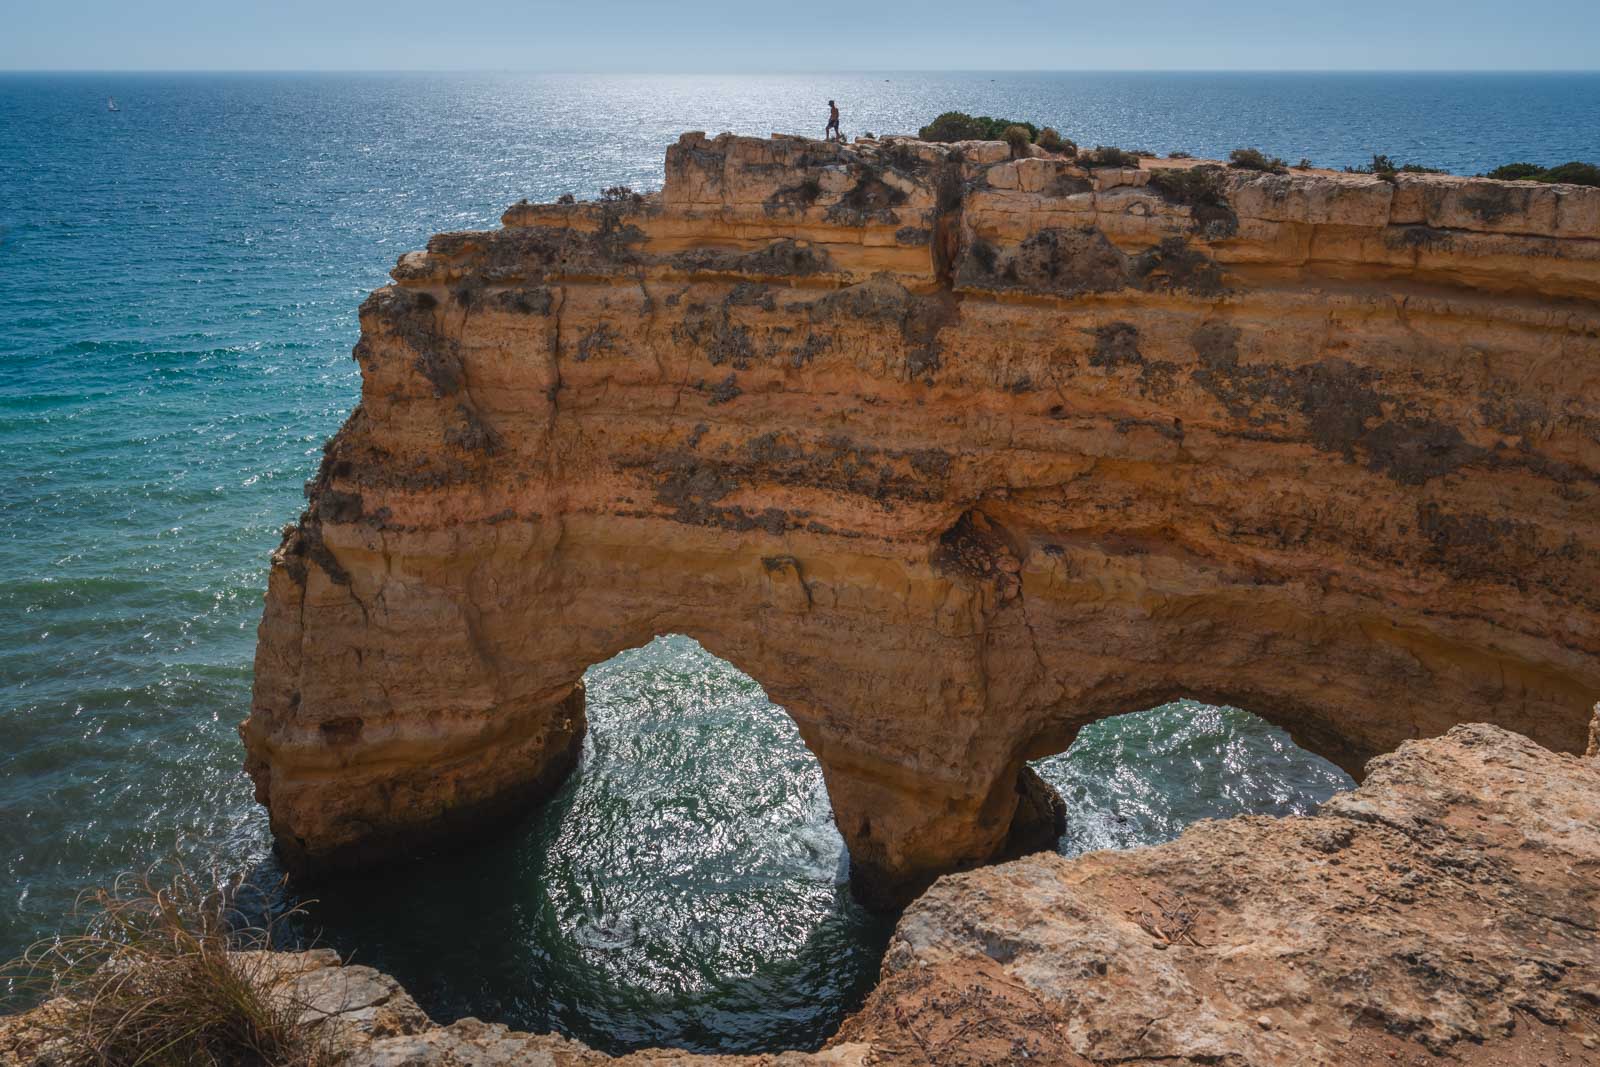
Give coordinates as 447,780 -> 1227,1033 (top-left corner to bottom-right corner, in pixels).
2,0 -> 1597,71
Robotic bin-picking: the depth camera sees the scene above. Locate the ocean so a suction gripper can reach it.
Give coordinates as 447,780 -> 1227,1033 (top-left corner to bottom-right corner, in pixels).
2,71 -> 1593,1052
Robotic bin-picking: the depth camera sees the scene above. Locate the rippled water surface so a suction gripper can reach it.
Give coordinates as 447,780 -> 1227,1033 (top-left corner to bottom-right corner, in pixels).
298,636 -> 893,1053
3,71 -> 1591,1051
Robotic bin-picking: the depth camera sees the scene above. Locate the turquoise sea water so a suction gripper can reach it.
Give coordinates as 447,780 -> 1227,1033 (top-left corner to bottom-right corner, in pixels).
2,71 -> 1593,1052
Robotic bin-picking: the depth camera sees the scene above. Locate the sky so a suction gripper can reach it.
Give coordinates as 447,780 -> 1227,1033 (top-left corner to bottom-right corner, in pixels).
1,0 -> 1598,72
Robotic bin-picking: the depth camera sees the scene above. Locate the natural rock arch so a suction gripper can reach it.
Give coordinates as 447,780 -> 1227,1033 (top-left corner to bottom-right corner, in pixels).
243,133 -> 1600,907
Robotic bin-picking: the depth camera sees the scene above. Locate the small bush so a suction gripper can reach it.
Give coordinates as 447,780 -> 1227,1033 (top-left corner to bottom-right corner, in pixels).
1480,160 -> 1598,186
1168,150 -> 1193,160
1345,154 -> 1446,177
2,861 -> 338,1067
1296,158 -> 1314,170
1537,161 -> 1600,187
556,193 -> 575,204
1080,145 -> 1142,169
600,185 -> 643,203
1485,162 -> 1545,181
1003,125 -> 1033,157
1038,127 -> 1075,155
1228,147 -> 1288,174
918,111 -> 986,141
918,111 -> 1038,143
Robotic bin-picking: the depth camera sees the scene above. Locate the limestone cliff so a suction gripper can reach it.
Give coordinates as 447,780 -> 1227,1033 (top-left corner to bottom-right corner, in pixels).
14,724 -> 1592,1064
241,132 -> 1600,905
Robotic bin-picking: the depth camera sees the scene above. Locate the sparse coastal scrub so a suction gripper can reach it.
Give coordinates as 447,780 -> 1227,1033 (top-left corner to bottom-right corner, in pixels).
1228,147 -> 1288,173
1484,160 -> 1600,186
1079,145 -> 1142,168
1002,124 -> 1032,157
900,121 -> 1594,190
2,862 -> 336,1067
1346,153 -> 1447,178
1036,127 -> 1073,155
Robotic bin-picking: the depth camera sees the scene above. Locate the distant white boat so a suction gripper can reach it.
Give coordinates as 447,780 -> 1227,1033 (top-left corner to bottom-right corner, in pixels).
107,97 -> 119,112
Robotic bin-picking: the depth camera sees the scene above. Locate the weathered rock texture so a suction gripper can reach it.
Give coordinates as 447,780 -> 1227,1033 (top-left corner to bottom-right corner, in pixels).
829,722 -> 1600,1065
16,723 -> 1593,1065
242,132 -> 1600,905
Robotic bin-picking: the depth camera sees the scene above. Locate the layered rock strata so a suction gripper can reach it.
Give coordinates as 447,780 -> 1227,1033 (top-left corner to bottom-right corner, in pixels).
15,723 -> 1594,1064
242,132 -> 1600,905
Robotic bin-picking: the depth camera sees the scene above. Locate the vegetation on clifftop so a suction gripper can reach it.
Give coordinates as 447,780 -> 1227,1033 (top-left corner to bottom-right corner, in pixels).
1079,145 -> 1143,169
1344,154 -> 1447,178
1036,127 -> 1072,154
1228,147 -> 1288,174
1002,124 -> 1033,158
918,111 -> 1038,143
913,114 -> 1599,190
1484,160 -> 1600,186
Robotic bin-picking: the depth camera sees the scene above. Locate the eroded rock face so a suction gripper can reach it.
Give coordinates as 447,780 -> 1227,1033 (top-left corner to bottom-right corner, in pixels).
242,132 -> 1600,905
833,724 -> 1600,1064
14,725 -> 1590,1065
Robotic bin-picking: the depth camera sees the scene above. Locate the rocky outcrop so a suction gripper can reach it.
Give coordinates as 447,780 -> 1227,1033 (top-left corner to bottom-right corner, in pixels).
242,132 -> 1600,906
831,723 -> 1600,1065
16,724 -> 1591,1065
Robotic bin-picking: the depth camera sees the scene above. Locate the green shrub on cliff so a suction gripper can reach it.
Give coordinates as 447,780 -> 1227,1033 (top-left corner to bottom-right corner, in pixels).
918,111 -> 984,141
918,111 -> 1038,143
1346,154 -> 1447,177
1037,127 -> 1074,155
2,861 -> 339,1067
1485,162 -> 1544,181
1003,125 -> 1033,157
1484,161 -> 1600,187
1228,147 -> 1289,174
1538,162 -> 1600,186
1079,145 -> 1143,169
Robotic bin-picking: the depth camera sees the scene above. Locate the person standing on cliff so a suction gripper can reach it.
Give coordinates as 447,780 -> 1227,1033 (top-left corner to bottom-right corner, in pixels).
824,100 -> 841,142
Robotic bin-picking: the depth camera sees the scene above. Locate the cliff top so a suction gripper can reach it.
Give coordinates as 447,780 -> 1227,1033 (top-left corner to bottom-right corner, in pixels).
493,131 -> 1600,246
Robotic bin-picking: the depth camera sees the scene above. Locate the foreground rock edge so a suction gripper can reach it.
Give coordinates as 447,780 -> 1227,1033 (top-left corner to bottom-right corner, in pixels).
8,722 -> 1597,1065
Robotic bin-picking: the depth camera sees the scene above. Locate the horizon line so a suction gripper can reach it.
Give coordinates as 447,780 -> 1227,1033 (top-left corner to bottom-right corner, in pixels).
5,67 -> 1600,76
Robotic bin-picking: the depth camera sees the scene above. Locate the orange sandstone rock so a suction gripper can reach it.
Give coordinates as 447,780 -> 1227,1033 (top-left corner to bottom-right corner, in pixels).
823,724 -> 1600,1065
241,132 -> 1600,906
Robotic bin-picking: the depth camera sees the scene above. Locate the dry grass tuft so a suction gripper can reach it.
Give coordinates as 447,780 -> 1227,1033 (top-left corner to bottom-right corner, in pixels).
2,861 -> 340,1067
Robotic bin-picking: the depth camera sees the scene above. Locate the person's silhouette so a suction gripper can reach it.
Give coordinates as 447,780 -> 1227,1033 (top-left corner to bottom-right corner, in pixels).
825,100 -> 841,142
